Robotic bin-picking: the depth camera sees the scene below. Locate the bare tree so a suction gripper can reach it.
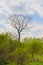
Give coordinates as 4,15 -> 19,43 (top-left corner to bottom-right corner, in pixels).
7,14 -> 32,41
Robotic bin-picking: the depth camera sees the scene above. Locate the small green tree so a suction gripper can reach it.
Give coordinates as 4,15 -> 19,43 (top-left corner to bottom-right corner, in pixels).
29,38 -> 42,61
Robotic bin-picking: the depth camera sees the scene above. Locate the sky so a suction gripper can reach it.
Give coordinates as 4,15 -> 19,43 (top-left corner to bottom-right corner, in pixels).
0,0 -> 43,39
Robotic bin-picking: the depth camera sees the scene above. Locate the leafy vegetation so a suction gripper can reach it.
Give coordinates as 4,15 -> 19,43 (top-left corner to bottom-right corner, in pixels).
0,33 -> 43,65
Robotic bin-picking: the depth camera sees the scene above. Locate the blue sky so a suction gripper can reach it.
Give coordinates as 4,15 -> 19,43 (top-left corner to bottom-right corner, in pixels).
0,0 -> 43,39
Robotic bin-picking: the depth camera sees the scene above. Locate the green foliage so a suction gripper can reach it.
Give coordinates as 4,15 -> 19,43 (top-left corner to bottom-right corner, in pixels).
0,33 -> 43,65
29,38 -> 42,54
28,38 -> 42,61
29,61 -> 43,65
7,62 -> 17,65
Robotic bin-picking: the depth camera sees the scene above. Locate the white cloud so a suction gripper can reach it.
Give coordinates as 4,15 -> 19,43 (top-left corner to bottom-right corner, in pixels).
22,0 -> 43,16
0,0 -> 43,17
21,22 -> 43,39
0,0 -> 13,16
31,23 -> 43,32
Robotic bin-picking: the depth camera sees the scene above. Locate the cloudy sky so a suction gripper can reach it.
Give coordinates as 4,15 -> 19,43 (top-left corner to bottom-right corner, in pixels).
0,0 -> 43,39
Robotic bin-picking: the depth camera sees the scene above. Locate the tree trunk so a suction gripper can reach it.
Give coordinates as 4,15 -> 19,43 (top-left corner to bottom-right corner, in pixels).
18,31 -> 20,41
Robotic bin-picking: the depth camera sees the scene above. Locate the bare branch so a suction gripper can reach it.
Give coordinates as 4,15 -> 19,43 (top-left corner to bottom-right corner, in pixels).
7,14 -> 32,41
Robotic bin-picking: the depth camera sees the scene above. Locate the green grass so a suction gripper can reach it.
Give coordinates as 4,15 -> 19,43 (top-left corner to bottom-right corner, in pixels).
29,61 -> 43,65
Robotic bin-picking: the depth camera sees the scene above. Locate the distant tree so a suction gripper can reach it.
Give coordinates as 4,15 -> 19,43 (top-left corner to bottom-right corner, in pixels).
7,14 -> 32,41
6,32 -> 18,40
23,37 -> 32,44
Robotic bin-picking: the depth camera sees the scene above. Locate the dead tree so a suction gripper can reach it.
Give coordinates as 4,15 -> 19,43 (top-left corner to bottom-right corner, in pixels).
7,14 -> 31,41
